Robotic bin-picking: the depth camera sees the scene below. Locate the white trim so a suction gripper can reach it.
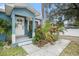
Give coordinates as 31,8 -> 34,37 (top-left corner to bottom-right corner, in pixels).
32,32 -> 35,37
12,34 -> 16,44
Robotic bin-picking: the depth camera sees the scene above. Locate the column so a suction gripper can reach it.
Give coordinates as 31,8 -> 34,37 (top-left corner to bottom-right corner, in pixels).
11,13 -> 16,45
27,20 -> 29,32
32,17 -> 35,38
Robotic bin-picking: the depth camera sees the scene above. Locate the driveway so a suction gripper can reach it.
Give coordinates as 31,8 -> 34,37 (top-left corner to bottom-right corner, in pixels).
60,29 -> 79,37
22,39 -> 70,56
60,29 -> 79,44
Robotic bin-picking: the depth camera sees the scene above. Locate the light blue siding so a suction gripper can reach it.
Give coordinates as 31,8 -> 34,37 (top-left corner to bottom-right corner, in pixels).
0,34 -> 6,41
0,12 -> 11,20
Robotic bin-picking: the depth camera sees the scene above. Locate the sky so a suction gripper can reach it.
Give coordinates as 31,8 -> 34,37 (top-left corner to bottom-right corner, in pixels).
0,3 -> 41,14
33,3 -> 41,14
0,3 -> 5,9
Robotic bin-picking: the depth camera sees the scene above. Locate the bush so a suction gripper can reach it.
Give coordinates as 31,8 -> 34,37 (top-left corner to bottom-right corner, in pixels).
0,41 -> 4,47
0,18 -> 12,46
45,32 -> 54,44
33,28 -> 48,47
42,20 -> 52,33
32,26 -> 45,44
6,39 -> 12,45
33,20 -> 56,47
33,20 -> 65,47
43,20 -> 58,43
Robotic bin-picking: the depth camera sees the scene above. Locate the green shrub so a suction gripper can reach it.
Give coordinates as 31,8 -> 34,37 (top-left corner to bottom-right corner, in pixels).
45,32 -> 54,43
6,39 -> 12,45
0,18 -> 12,45
0,41 -> 4,47
33,20 -> 65,47
32,26 -> 45,44
42,20 -> 52,33
33,20 -> 55,46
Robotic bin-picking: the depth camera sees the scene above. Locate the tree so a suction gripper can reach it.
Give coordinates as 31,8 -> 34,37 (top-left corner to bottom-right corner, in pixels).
48,3 -> 79,23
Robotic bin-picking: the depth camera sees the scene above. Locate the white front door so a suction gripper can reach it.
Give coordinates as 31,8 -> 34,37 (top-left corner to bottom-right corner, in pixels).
16,16 -> 25,36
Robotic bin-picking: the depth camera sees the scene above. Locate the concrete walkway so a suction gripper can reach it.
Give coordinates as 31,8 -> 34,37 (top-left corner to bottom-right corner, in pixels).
22,39 -> 70,56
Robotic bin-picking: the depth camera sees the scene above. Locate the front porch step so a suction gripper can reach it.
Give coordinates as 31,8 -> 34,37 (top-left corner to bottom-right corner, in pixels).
16,36 -> 32,46
18,40 -> 32,46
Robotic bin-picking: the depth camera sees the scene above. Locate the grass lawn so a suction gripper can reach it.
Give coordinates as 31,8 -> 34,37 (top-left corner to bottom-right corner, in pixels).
60,42 -> 79,56
0,46 -> 28,56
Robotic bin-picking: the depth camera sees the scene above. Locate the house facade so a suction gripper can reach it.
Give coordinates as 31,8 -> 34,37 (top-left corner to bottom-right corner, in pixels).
0,3 -> 40,46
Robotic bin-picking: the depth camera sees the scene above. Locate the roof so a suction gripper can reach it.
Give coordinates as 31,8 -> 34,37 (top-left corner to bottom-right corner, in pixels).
0,3 -> 40,16
35,15 -> 42,20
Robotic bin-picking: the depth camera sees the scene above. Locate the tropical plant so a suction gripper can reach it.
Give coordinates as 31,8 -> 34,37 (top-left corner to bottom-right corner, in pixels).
45,31 -> 54,44
42,20 -> 52,32
33,26 -> 45,44
0,18 -> 12,45
33,19 -> 65,47
33,20 -> 56,47
32,25 -> 48,47
42,20 -> 55,43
